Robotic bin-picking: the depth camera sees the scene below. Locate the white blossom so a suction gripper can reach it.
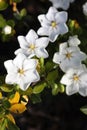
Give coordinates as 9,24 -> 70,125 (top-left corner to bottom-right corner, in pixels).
53,37 -> 87,72
3,25 -> 12,35
37,6 -> 68,42
15,29 -> 49,58
60,65 -> 87,96
83,2 -> 87,16
4,53 -> 40,91
49,0 -> 75,10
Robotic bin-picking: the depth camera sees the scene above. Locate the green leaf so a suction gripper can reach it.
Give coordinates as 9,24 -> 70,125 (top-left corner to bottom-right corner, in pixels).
7,118 -> 20,130
7,20 -> 15,28
0,15 -> 6,28
33,83 -> 46,94
2,99 -> 11,109
80,106 -> 87,115
45,61 -> 56,72
0,118 -> 7,130
0,84 -> 13,92
20,8 -> 27,17
46,70 -> 58,82
0,0 -> 8,11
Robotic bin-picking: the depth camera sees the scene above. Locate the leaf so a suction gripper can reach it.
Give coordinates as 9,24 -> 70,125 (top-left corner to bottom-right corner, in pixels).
7,118 -> 20,130
0,118 -> 8,130
46,70 -> 58,82
9,103 -> 26,114
6,114 -> 15,124
0,84 -> 13,92
2,99 -> 11,109
33,83 -> 46,94
0,15 -> 6,28
9,92 -> 20,104
80,106 -> 87,115
45,61 -> 56,72
0,1 -> 8,11
7,20 -> 15,28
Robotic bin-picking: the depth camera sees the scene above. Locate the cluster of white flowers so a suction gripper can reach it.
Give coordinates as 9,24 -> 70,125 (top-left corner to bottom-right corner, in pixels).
49,0 -> 75,10
4,3 -> 87,97
53,35 -> 87,96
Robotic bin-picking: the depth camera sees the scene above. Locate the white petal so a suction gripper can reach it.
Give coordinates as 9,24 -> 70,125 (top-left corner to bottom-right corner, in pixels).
68,35 -> 81,46
35,48 -> 49,58
60,73 -> 73,85
59,42 -> 67,52
13,53 -> 26,69
66,83 -> 79,95
53,52 -> 65,64
36,37 -> 49,48
26,29 -> 38,43
79,83 -> 87,96
5,74 -> 17,84
59,23 -> 68,34
46,6 -> 58,21
55,11 -> 68,23
17,36 -> 28,49
4,60 -> 18,73
24,70 -> 40,83
38,14 -> 50,27
23,59 -> 37,70
49,31 -> 59,42
37,27 -> 49,36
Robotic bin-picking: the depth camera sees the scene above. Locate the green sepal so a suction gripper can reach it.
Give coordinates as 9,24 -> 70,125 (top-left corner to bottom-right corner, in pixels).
33,82 -> 47,94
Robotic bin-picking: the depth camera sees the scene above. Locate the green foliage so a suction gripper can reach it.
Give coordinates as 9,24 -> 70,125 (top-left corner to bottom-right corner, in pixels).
0,0 -> 8,11
33,82 -> 47,94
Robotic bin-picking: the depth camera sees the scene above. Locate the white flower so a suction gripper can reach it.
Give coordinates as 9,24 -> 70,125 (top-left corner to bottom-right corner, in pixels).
83,2 -> 87,16
60,65 -> 87,96
15,29 -> 49,58
4,53 -> 40,91
49,0 -> 75,10
68,35 -> 81,46
3,25 -> 12,35
53,38 -> 87,72
37,6 -> 68,42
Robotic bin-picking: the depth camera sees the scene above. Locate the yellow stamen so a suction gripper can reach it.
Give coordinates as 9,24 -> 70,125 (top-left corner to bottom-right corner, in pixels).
18,69 -> 24,75
30,44 -> 35,50
73,74 -> 79,81
66,52 -> 72,59
51,21 -> 57,28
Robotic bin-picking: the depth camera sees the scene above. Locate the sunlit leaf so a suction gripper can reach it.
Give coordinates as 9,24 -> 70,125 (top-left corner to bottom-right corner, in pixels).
80,106 -> 87,115
0,84 -> 13,92
33,83 -> 46,94
6,114 -> 15,124
9,103 -> 26,114
9,92 -> 20,104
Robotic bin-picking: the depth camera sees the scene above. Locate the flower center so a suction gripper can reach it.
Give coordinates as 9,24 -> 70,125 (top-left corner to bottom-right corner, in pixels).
51,21 -> 57,28
65,52 -> 72,59
18,69 -> 25,75
29,44 -> 35,50
73,74 -> 79,81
